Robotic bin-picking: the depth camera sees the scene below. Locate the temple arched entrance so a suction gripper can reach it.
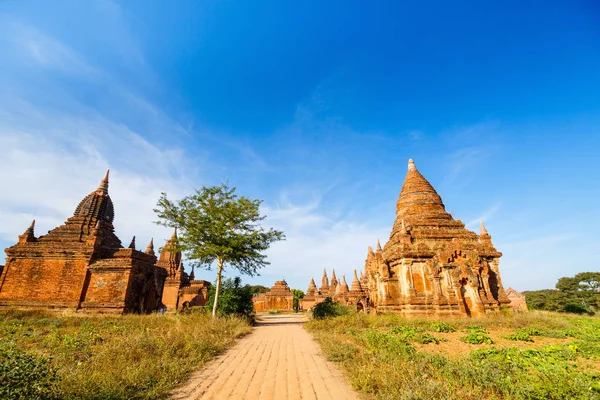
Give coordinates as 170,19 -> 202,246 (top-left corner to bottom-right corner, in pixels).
356,302 -> 365,313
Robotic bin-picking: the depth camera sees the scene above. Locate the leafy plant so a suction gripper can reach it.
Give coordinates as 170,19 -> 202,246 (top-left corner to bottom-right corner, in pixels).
430,322 -> 457,333
390,326 -> 440,344
503,332 -> 534,342
460,331 -> 493,344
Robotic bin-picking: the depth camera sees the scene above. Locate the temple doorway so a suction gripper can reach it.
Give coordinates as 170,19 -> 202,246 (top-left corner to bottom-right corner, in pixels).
459,279 -> 472,316
356,302 -> 365,312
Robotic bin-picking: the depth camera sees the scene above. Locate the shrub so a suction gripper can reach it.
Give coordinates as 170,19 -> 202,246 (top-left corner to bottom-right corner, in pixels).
267,309 -> 280,314
207,277 -> 255,320
565,303 -> 594,315
312,298 -> 350,319
0,343 -> 60,400
460,332 -> 493,345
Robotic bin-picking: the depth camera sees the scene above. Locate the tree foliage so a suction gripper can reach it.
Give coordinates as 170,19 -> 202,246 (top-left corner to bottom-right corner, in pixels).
524,271 -> 600,315
247,285 -> 270,295
154,183 -> 285,317
206,277 -> 255,320
291,289 -> 305,312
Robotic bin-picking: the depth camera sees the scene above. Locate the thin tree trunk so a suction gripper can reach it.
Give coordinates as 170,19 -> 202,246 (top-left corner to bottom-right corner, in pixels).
212,258 -> 224,318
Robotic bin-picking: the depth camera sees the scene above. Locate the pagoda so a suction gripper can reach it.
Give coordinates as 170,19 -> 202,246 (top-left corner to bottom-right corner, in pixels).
364,159 -> 510,317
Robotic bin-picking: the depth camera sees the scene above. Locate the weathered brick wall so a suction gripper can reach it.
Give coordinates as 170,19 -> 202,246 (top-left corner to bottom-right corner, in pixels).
81,249 -> 165,313
0,249 -> 91,308
162,281 -> 181,312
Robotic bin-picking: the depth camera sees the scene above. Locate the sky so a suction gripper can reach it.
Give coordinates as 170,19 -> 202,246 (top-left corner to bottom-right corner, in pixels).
0,0 -> 599,292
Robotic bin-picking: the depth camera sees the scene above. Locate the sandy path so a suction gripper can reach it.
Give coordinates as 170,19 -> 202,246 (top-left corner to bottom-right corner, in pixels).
170,314 -> 359,400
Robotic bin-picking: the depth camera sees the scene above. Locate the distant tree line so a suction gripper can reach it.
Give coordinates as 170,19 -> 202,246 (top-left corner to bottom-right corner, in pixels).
523,272 -> 600,315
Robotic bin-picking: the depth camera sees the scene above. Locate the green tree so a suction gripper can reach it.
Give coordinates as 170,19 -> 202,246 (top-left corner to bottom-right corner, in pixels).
291,289 -> 305,312
154,183 -> 285,318
556,272 -> 600,314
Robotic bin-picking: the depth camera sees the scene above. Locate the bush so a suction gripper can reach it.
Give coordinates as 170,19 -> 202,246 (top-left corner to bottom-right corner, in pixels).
460,326 -> 493,344
312,298 -> 350,319
207,277 -> 255,320
565,303 -> 594,315
0,343 -> 60,400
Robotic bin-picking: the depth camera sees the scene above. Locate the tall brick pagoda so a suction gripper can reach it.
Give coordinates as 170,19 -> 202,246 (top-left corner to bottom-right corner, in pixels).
301,159 -> 511,317
0,171 -> 168,313
365,159 -> 510,316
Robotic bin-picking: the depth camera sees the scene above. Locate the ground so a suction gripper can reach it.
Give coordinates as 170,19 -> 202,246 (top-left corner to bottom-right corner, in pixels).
171,314 -> 358,400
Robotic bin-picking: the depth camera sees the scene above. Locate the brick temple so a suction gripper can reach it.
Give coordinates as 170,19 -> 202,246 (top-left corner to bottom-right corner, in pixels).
0,171 -> 210,313
303,159 -> 511,317
253,280 -> 294,312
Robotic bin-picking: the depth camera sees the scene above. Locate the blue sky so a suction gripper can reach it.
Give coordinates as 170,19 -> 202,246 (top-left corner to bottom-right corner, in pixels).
0,0 -> 599,292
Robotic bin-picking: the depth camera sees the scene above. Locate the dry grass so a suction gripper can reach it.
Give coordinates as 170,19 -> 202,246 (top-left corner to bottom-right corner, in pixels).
0,308 -> 252,399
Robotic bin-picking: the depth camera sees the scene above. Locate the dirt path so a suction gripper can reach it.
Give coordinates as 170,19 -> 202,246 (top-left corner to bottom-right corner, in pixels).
170,314 -> 359,400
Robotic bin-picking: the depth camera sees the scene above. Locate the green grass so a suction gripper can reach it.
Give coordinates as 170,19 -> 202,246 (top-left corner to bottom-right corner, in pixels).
0,309 -> 251,400
306,311 -> 600,400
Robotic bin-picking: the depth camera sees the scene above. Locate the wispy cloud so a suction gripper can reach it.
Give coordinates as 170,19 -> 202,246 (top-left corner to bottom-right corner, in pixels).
466,202 -> 503,229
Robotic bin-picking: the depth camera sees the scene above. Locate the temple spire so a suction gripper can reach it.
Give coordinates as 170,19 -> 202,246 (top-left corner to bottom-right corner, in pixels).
97,169 -> 109,194
320,268 -> 329,292
351,269 -> 362,292
145,238 -> 155,256
24,219 -> 35,236
190,265 -> 195,281
377,239 -> 382,251
19,219 -> 36,243
128,236 -> 136,249
480,221 -> 489,236
396,158 -> 447,219
408,158 -> 416,171
307,278 -> 317,294
337,275 -> 349,294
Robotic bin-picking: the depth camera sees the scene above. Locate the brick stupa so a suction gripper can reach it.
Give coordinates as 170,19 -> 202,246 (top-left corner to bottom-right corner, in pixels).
300,159 -> 511,317
253,280 -> 294,312
364,159 -> 510,316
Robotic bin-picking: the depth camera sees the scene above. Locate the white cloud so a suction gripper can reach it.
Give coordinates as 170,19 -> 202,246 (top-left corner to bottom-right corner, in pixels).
465,202 -> 502,230
0,101 -> 198,257
241,199 -> 389,290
